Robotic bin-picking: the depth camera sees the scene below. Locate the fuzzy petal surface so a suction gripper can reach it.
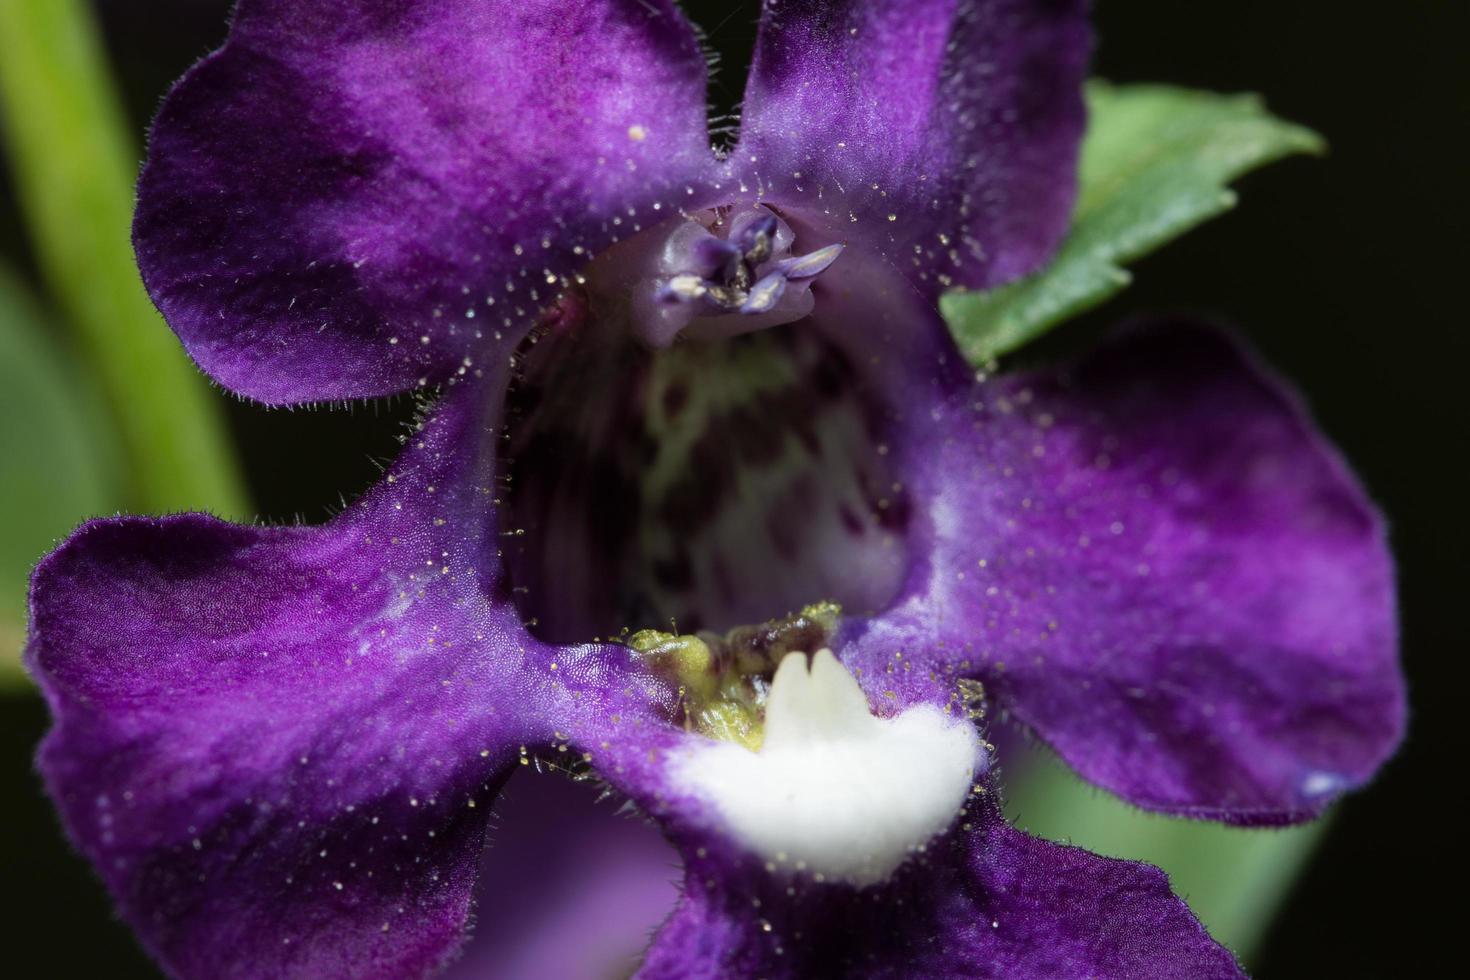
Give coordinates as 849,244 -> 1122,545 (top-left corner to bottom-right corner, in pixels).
637,798 -> 1242,979
134,0 -> 718,404
841,318 -> 1403,821
442,772 -> 682,980
27,376 -> 670,977
736,0 -> 1090,294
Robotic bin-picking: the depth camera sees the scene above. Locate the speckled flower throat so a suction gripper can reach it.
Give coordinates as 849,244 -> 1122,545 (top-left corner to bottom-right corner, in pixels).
503,205 -> 914,642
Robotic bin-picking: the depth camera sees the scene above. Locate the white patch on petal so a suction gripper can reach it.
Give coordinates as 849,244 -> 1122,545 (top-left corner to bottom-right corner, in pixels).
672,649 -> 981,886
1300,770 -> 1346,798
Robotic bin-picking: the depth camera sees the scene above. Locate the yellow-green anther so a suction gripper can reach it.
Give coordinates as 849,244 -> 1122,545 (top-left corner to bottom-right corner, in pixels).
627,603 -> 844,749
627,630 -> 717,701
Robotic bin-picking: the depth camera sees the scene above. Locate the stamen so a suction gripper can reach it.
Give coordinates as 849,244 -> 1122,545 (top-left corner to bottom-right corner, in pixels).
729,210 -> 784,259
607,204 -> 846,348
657,274 -> 709,304
740,271 -> 788,315
702,283 -> 746,310
690,237 -> 741,279
775,242 -> 845,280
628,604 -> 842,749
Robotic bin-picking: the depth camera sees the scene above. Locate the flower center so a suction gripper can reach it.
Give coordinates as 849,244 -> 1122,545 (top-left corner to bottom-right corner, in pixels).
627,603 -> 843,749
502,204 -> 920,643
625,205 -> 845,347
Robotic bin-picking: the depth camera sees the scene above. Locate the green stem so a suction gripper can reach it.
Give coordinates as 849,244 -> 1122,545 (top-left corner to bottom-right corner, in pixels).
0,0 -> 247,517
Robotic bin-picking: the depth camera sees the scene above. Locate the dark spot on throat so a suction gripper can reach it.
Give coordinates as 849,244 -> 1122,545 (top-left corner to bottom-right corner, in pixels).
502,303 -> 911,643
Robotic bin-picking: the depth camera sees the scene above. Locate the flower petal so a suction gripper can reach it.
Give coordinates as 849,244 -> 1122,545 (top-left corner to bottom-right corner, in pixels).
442,772 -> 681,980
636,801 -> 1241,979
843,318 -> 1403,822
735,0 -> 1090,293
135,0 -> 717,404
27,378 -> 651,977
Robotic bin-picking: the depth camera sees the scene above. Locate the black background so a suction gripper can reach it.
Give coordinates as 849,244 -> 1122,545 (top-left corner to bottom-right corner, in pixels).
1,1 -> 1463,975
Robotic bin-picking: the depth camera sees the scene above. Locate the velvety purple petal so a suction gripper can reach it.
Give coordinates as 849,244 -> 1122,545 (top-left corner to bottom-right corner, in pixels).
637,804 -> 1241,979
135,0 -> 718,404
735,0 -> 1090,293
841,318 -> 1403,822
443,772 -> 680,980
26,376 -> 667,977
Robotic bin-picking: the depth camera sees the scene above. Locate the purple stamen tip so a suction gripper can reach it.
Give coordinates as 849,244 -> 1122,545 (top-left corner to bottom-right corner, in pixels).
739,271 -> 788,314
776,242 -> 846,280
734,213 -> 780,254
657,274 -> 709,305
690,237 -> 742,279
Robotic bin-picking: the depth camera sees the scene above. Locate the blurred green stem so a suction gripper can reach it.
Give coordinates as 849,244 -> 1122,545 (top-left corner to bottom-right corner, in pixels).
0,263 -> 122,683
0,0 -> 246,516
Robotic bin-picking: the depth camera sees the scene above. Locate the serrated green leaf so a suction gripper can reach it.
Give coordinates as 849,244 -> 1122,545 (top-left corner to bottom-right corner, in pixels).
1004,743 -> 1324,964
943,81 -> 1325,362
0,267 -> 125,686
0,0 -> 247,517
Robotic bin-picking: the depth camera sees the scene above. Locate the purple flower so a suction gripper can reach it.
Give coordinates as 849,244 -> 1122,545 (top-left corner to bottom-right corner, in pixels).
28,1 -> 1403,977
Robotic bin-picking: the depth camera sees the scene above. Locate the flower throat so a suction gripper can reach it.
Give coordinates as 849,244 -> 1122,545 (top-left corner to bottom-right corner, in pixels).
500,207 -> 913,644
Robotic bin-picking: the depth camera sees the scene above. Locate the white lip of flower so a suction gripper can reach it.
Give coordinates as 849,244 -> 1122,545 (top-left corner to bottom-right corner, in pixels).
672,648 -> 982,887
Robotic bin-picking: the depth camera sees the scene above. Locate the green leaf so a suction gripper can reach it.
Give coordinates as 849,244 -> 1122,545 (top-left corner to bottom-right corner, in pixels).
0,0 -> 247,517
0,266 -> 125,686
1003,743 -> 1325,964
943,81 -> 1325,362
